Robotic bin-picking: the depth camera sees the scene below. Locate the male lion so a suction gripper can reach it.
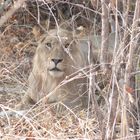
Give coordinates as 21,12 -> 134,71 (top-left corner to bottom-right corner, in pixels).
16,28 -> 88,113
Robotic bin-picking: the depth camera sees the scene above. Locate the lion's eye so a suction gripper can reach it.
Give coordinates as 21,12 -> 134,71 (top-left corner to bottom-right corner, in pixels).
46,43 -> 52,48
65,43 -> 70,49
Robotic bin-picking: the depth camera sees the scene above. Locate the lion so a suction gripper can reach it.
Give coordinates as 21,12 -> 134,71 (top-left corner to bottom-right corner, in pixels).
16,25 -> 118,116
16,28 -> 89,114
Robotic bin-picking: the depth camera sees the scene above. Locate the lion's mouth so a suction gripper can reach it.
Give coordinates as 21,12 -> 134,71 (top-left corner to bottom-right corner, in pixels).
49,67 -> 64,77
49,67 -> 62,72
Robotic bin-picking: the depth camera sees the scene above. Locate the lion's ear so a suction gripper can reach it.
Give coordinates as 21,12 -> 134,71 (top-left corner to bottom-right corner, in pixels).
32,26 -> 42,41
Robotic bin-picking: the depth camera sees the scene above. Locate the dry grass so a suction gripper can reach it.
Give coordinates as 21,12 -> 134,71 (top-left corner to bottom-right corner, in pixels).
0,0 -> 140,140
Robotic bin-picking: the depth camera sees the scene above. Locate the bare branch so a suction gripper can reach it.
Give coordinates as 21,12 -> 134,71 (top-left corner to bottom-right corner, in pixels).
0,0 -> 13,14
121,0 -> 140,137
0,0 -> 27,27
100,0 -> 110,71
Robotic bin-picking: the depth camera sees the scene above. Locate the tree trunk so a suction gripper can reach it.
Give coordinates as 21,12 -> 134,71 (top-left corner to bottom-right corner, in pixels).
121,0 -> 140,137
100,0 -> 110,71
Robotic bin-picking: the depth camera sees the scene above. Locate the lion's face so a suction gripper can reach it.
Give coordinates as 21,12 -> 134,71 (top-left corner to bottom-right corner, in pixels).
36,29 -> 85,78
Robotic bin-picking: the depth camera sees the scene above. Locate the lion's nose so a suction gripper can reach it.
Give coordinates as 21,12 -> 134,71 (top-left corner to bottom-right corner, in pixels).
51,59 -> 63,65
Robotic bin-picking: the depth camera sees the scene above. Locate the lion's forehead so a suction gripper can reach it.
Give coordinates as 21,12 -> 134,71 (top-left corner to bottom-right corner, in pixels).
38,29 -> 74,45
39,37 -> 75,47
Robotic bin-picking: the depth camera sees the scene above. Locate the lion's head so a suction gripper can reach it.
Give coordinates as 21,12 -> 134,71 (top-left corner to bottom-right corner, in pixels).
35,28 -> 86,78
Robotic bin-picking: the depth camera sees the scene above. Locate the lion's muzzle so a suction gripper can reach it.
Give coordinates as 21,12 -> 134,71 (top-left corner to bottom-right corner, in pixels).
48,58 -> 64,77
51,59 -> 63,65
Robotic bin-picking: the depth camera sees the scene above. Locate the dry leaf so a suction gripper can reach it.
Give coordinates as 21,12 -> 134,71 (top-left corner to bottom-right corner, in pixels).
125,84 -> 134,94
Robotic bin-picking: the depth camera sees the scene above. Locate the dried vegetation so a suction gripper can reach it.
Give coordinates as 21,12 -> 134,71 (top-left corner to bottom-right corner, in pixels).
0,0 -> 140,139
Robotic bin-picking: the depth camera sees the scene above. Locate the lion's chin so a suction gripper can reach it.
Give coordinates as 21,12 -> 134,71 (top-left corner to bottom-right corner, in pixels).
49,71 -> 64,78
